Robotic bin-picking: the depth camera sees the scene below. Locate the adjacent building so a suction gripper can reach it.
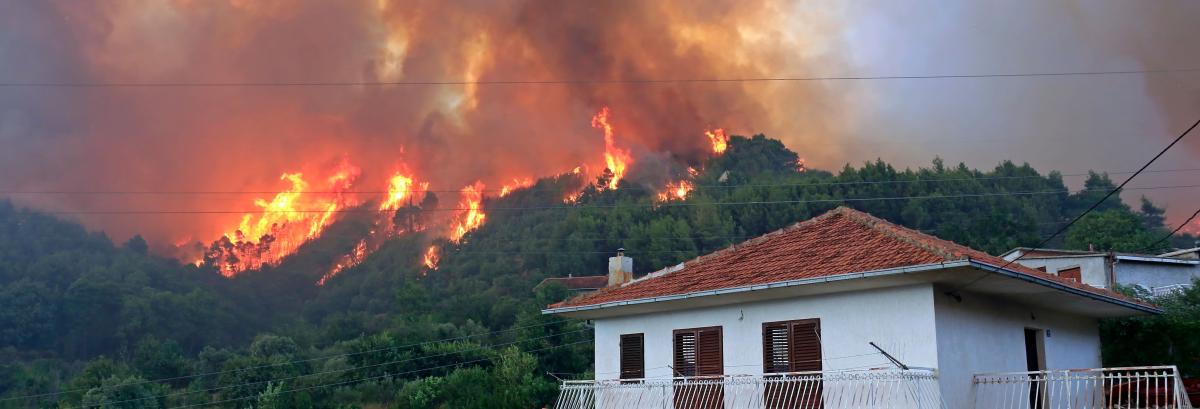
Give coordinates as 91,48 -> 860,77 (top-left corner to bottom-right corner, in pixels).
543,207 -> 1170,409
1001,247 -> 1200,297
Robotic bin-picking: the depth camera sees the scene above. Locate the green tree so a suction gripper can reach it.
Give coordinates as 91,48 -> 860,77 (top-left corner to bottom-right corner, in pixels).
79,374 -> 165,409
1065,209 -> 1163,253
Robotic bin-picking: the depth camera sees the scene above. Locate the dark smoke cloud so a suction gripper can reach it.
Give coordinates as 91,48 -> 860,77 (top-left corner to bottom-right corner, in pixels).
0,0 -> 848,244
2,0 -> 1198,244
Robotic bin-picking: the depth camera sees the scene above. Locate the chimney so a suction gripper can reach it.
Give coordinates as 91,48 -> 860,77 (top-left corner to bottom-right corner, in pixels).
607,248 -> 633,287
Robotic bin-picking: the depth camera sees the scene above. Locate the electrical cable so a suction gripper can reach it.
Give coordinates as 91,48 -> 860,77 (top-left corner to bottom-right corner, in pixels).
30,184 -> 1200,215
5,67 -> 1199,88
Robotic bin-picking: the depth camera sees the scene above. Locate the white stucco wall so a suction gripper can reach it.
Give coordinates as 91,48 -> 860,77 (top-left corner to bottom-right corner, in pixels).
591,284 -> 940,381
1114,261 -> 1199,290
1009,255 -> 1109,288
933,289 -> 1102,409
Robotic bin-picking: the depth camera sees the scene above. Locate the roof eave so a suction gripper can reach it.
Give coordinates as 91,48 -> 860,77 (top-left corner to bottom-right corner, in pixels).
542,260 -> 970,315
966,260 -> 1162,315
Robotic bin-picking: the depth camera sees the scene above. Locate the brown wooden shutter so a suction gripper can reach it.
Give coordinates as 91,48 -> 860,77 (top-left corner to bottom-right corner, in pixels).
791,320 -> 822,372
763,323 -> 791,373
763,319 -> 822,409
696,327 -> 723,376
674,327 -> 724,409
619,333 -> 644,380
674,330 -> 698,377
762,319 -> 821,373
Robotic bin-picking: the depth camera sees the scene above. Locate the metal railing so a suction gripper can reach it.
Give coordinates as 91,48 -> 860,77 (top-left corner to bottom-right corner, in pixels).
553,368 -> 944,409
1151,284 -> 1192,298
972,366 -> 1194,409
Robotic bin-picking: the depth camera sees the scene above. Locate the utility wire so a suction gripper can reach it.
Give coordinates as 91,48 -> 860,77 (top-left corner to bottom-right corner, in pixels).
67,329 -> 592,409
4,167 -> 1198,196
33,184 -> 1200,215
1140,207 -> 1200,253
946,118 -> 1200,295
4,67 -> 1200,88
3,318 -> 580,403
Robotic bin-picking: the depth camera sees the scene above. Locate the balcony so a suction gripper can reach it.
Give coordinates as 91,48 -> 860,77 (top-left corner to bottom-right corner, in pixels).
1150,284 -> 1193,298
972,366 -> 1194,409
552,368 -> 944,409
552,366 -> 1196,409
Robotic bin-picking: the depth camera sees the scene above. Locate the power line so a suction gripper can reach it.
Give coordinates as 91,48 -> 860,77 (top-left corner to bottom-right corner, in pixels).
4,67 -> 1199,89
31,184 -> 1200,215
4,167 -> 1199,196
1141,207 -> 1200,252
947,118 -> 1199,295
67,329 -> 593,409
3,318 -> 580,403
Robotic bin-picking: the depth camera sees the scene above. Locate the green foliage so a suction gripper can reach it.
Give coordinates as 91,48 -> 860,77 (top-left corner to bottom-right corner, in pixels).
1101,280 -> 1200,377
1064,209 -> 1165,253
79,374 -> 166,409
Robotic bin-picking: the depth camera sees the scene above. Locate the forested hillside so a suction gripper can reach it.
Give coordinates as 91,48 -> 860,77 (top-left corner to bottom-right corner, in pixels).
1,134 -> 1194,408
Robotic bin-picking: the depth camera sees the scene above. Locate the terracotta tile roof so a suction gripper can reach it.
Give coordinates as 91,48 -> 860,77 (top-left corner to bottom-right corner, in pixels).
551,207 -> 1154,310
537,275 -> 608,291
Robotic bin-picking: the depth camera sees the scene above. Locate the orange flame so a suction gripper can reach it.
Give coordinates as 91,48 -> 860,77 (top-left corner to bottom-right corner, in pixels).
449,181 -> 487,242
657,180 -> 694,202
705,128 -> 729,154
592,107 -> 632,189
563,191 -> 583,204
423,245 -> 440,271
379,172 -> 416,210
499,177 -> 534,197
318,238 -> 368,285
207,162 -> 360,276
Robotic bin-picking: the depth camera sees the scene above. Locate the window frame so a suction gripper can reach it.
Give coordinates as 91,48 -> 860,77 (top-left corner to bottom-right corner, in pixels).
618,333 -> 645,380
672,326 -> 724,377
761,318 -> 822,374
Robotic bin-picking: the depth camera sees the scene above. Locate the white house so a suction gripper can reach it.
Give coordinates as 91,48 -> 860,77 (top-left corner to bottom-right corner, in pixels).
543,208 -> 1182,409
1000,247 -> 1200,297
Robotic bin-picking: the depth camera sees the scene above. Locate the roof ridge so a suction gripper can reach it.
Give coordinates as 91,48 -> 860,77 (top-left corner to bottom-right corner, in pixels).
830,207 -> 970,261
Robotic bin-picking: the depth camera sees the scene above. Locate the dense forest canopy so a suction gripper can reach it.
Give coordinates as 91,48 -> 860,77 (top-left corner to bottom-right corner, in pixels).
0,134 -> 1195,408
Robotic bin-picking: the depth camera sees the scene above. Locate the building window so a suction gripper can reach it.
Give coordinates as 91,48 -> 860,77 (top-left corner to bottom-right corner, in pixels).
762,319 -> 822,373
763,319 -> 822,408
673,326 -> 723,408
1059,266 -> 1082,283
619,333 -> 644,380
673,326 -> 723,376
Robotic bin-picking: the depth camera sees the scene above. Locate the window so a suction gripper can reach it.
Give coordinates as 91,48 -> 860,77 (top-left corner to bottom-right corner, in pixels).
673,326 -> 723,376
763,319 -> 822,408
1059,266 -> 1082,283
619,333 -> 644,380
673,326 -> 723,408
763,319 -> 822,373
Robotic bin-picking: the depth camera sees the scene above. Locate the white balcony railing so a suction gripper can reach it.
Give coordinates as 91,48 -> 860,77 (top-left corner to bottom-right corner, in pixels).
553,368 -> 944,409
1151,284 -> 1192,298
972,366 -> 1194,409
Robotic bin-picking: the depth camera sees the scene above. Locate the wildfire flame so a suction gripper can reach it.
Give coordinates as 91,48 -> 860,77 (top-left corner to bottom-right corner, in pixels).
705,128 -> 729,154
657,180 -> 694,202
319,238 -> 368,285
592,107 -> 632,189
379,172 -> 416,210
499,177 -> 534,197
449,181 -> 487,242
206,162 -> 360,276
423,245 -> 440,271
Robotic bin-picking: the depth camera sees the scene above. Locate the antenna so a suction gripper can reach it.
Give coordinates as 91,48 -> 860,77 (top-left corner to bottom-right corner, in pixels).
869,342 -> 909,370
